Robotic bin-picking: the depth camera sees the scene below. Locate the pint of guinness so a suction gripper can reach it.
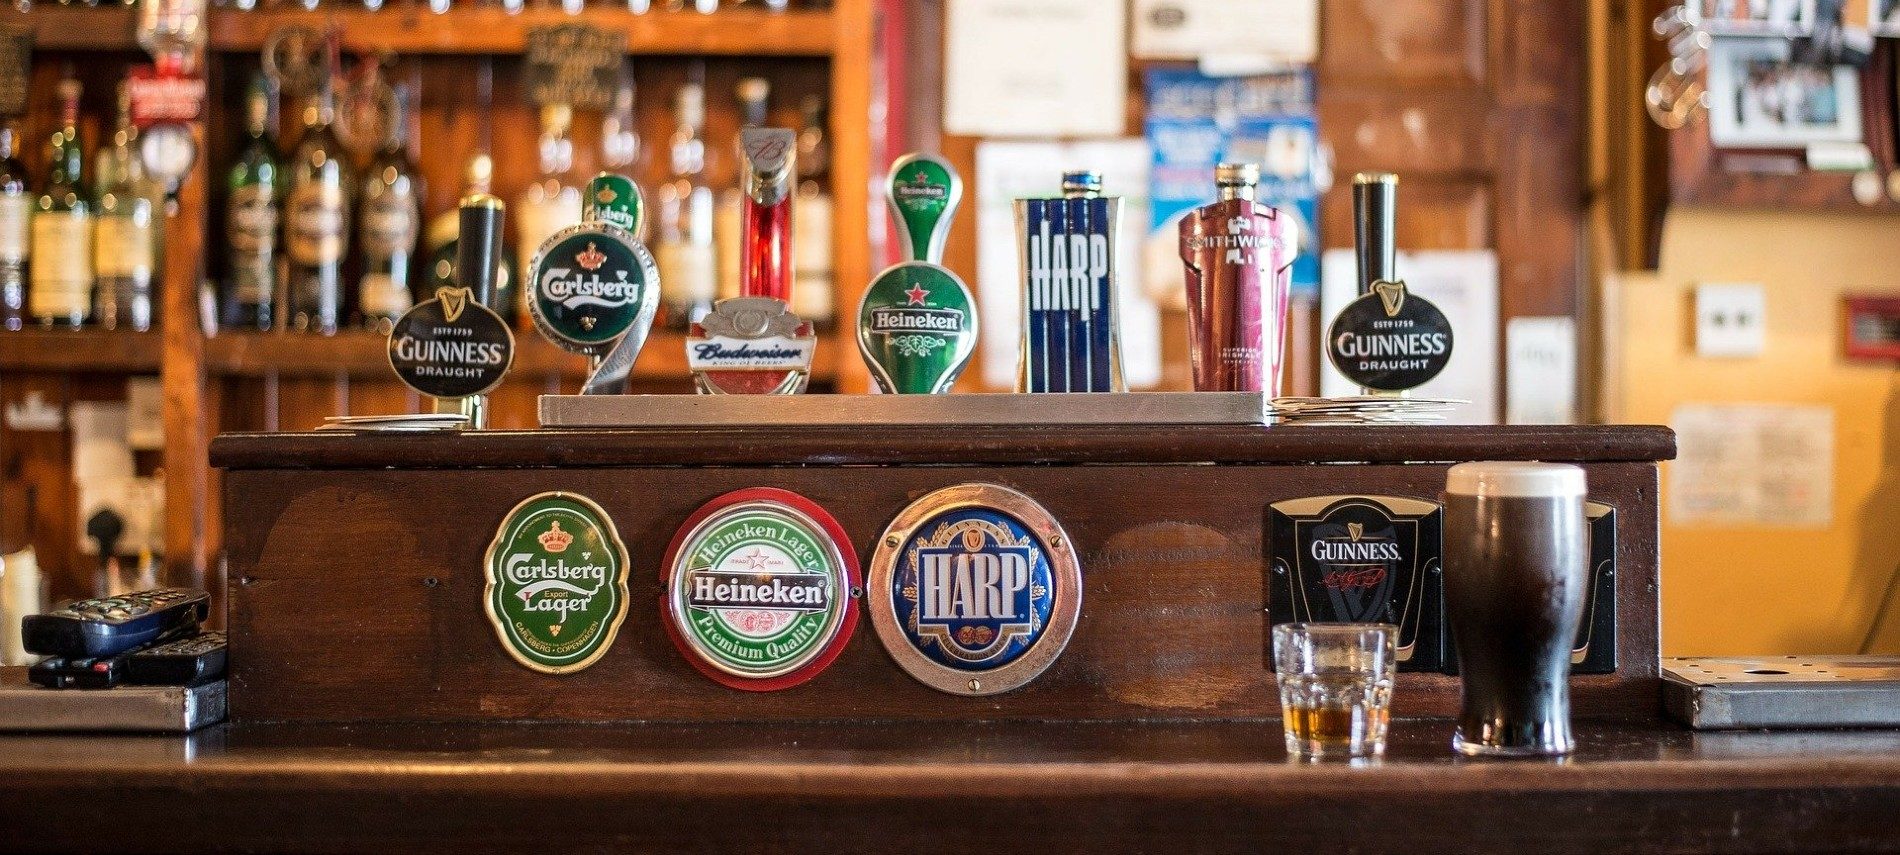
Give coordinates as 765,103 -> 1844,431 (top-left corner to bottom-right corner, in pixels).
1443,462 -> 1589,757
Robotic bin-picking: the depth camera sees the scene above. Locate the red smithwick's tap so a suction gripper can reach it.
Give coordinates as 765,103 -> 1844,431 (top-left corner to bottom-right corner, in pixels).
1178,162 -> 1301,393
739,127 -> 797,303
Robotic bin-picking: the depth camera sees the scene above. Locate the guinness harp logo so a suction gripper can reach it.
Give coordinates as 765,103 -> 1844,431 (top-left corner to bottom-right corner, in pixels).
1269,495 -> 1447,673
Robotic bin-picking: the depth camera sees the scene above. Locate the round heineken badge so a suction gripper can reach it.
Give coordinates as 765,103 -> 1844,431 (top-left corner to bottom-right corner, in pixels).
660,488 -> 860,692
868,483 -> 1081,696
1325,279 -> 1454,392
527,222 -> 659,353
388,286 -> 516,400
483,492 -> 631,675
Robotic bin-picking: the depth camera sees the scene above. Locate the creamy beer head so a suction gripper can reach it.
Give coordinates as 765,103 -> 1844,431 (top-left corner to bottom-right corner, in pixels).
1446,461 -> 1586,499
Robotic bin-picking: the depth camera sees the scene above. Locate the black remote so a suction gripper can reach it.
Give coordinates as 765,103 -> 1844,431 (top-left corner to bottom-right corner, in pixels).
23,588 -> 210,659
27,653 -> 131,690
127,630 -> 228,687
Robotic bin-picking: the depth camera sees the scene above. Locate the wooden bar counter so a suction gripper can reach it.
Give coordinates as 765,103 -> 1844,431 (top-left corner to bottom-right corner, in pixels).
15,423 -> 1891,853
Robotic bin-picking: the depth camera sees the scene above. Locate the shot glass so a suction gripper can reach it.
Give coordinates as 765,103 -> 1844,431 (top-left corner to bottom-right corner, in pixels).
1272,623 -> 1398,760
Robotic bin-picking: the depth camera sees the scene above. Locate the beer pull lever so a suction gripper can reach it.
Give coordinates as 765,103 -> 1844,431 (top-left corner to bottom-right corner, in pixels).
687,128 -> 816,395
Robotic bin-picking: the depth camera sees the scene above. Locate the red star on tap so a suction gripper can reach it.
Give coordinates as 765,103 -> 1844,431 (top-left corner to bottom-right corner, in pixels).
905,284 -> 930,306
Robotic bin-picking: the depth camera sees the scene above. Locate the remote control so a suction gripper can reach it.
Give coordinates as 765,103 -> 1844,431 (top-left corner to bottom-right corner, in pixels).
127,630 -> 228,687
27,652 -> 131,690
23,588 -> 210,659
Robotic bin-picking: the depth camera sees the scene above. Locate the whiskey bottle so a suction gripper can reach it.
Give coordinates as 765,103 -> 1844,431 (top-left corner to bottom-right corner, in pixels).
655,81 -> 716,330
286,81 -> 353,334
30,74 -> 92,330
93,79 -> 157,331
0,116 -> 30,330
357,85 -> 421,333
792,93 -> 833,328
715,76 -> 769,302
223,75 -> 282,332
513,103 -> 582,325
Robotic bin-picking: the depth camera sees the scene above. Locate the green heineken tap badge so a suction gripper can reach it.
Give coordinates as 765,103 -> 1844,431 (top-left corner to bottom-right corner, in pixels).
856,261 -> 978,394
484,492 -> 631,674
888,153 -> 961,264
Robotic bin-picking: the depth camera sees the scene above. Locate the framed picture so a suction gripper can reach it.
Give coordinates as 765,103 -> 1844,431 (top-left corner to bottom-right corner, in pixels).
1708,38 -> 1864,148
1690,0 -> 1816,35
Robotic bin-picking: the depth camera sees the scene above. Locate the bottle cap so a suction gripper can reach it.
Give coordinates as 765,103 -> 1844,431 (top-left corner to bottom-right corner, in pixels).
1214,162 -> 1260,187
1061,170 -> 1104,197
1446,462 -> 1587,499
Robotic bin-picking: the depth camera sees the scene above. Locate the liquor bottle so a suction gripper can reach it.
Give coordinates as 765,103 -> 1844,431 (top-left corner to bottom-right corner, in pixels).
715,77 -> 769,301
286,81 -> 353,334
514,103 -> 582,325
655,81 -> 717,330
223,75 -> 282,332
427,155 -> 522,327
357,85 -> 421,333
0,116 -> 30,331
30,75 -> 93,330
792,93 -> 833,328
93,80 -> 157,332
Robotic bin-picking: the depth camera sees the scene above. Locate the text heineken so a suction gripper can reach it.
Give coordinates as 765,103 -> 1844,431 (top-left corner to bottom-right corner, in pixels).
669,506 -> 848,680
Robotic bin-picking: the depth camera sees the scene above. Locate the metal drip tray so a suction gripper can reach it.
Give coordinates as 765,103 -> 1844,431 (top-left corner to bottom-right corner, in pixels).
1663,656 -> 1900,729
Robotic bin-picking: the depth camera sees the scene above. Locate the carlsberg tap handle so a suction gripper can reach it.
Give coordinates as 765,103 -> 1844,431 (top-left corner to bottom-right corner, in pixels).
887,153 -> 961,265
457,194 -> 507,305
585,173 -> 645,238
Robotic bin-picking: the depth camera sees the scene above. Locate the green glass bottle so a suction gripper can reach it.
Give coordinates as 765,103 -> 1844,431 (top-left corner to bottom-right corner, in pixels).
286,82 -> 352,335
0,115 -> 31,331
30,74 -> 92,330
357,85 -> 421,334
224,75 -> 282,331
93,79 -> 157,332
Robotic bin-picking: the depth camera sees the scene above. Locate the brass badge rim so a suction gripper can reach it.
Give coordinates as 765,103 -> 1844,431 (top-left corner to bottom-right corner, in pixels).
481,491 -> 632,675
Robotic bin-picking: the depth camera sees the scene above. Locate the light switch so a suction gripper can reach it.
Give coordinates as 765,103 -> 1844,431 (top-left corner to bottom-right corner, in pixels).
1695,283 -> 1767,358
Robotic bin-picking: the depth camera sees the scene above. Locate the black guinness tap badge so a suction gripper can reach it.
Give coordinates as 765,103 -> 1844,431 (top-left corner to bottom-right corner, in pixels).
388,285 -> 515,400
1269,495 -> 1446,673
1325,280 -> 1454,392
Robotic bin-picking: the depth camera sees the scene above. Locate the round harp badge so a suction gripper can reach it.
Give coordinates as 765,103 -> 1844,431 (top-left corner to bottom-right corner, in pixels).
868,483 -> 1081,696
661,488 -> 861,691
483,492 -> 631,675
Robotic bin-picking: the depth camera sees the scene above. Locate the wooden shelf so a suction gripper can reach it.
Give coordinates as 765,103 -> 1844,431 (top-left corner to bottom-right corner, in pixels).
0,328 -> 161,373
206,8 -> 837,56
203,327 -> 842,382
2,8 -> 139,51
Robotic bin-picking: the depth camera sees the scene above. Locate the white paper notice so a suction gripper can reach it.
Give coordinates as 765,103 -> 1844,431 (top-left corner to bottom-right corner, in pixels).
1318,249 -> 1499,423
974,140 -> 1162,390
1670,403 -> 1834,527
1506,316 -> 1578,424
944,0 -> 1127,138
1131,0 -> 1319,65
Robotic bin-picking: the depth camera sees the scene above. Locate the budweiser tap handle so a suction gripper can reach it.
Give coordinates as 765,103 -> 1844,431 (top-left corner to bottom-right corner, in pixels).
740,127 -> 796,302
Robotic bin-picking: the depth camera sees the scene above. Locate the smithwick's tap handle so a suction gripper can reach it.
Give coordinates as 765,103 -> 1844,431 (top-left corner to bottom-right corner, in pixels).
457,193 -> 507,305
585,172 -> 645,238
887,153 -> 962,265
1353,172 -> 1397,295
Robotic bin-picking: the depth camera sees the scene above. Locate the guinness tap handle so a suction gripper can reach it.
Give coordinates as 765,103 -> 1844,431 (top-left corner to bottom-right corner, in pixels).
1353,172 -> 1397,296
457,194 -> 507,305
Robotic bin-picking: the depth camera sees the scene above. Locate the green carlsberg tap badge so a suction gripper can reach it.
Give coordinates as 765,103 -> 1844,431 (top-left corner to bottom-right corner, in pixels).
856,261 -> 978,394
660,488 -> 860,691
484,492 -> 631,674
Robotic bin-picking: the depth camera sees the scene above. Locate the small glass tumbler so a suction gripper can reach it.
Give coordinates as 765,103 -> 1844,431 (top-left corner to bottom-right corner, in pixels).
1272,623 -> 1398,760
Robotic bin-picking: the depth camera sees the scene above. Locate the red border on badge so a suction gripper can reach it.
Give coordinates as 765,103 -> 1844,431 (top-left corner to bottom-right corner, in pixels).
658,487 -> 861,692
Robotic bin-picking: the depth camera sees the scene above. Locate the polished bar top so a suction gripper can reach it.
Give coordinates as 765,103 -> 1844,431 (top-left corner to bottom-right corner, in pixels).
0,719 -> 1894,853
210,423 -> 1679,469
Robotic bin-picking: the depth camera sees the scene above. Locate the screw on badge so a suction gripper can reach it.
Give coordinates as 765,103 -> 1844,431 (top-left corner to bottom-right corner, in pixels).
1324,173 -> 1453,393
687,297 -> 815,395
1015,170 -> 1126,393
866,483 -> 1083,697
483,492 -> 631,675
659,488 -> 861,691
527,173 -> 661,395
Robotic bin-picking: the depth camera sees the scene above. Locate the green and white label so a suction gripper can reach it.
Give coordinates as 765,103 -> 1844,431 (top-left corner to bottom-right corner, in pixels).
484,492 -> 630,674
665,496 -> 855,685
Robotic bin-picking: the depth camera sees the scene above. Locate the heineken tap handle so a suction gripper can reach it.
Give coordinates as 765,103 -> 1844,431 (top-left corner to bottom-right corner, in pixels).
1353,172 -> 1397,296
887,153 -> 962,265
458,194 -> 507,305
740,127 -> 797,303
